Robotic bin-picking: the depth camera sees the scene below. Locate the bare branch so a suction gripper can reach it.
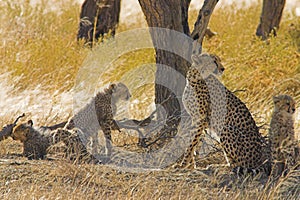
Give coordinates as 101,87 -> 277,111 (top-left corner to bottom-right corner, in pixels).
0,113 -> 26,141
191,0 -> 219,54
13,113 -> 25,125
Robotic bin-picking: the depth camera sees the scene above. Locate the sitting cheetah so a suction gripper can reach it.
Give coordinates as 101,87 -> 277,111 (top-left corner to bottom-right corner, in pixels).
180,53 -> 270,174
269,94 -> 299,177
64,82 -> 131,157
12,120 -> 52,159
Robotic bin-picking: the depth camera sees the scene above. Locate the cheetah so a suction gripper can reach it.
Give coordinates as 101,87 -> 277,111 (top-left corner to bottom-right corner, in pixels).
52,128 -> 97,164
12,120 -> 96,163
12,120 -> 52,159
64,82 -> 131,158
269,94 -> 299,177
180,53 -> 270,174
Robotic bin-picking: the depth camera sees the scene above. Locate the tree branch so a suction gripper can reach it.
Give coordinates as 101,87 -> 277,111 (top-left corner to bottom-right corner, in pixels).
0,113 -> 25,141
191,0 -> 219,54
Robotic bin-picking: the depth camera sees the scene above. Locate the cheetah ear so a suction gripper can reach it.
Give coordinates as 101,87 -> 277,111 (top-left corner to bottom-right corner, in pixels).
115,82 -> 122,88
210,54 -> 220,61
273,95 -> 280,103
109,83 -> 116,89
191,54 -> 202,65
109,83 -> 117,93
27,120 -> 33,127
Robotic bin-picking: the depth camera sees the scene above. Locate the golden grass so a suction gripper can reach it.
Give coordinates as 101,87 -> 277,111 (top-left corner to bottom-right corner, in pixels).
0,0 -> 299,199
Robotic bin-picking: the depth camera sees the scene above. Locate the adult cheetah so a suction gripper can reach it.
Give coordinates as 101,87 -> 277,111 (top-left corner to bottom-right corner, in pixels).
269,94 -> 299,177
64,82 -> 131,157
180,53 -> 270,174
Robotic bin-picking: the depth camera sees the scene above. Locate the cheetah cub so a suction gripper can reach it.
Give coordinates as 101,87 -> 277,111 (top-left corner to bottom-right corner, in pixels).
12,120 -> 96,163
65,82 -> 131,157
52,128 -> 97,164
12,120 -> 52,159
269,94 -> 299,177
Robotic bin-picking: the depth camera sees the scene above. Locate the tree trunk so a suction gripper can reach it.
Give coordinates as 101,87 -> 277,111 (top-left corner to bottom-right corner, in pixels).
77,0 -> 121,45
137,0 -> 191,147
138,0 -> 218,148
256,0 -> 286,40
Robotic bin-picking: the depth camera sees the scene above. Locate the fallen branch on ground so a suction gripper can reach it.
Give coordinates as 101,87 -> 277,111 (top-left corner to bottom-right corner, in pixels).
0,113 -> 25,141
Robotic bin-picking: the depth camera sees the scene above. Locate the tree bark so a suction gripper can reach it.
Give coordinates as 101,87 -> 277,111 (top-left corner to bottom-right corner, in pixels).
191,0 -> 219,54
77,0 -> 121,45
137,0 -> 191,147
138,0 -> 218,148
256,0 -> 286,40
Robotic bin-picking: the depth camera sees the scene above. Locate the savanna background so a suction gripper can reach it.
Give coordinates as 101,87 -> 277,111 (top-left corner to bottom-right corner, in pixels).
0,0 -> 299,199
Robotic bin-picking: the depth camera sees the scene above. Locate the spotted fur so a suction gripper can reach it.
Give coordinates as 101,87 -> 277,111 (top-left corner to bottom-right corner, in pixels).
180,53 -> 270,174
12,120 -> 52,159
269,94 -> 299,177
65,82 -> 131,157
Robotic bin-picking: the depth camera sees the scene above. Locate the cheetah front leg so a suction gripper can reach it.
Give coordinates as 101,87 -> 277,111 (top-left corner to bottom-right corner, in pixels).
101,120 -> 113,159
281,136 -> 299,168
179,120 -> 208,169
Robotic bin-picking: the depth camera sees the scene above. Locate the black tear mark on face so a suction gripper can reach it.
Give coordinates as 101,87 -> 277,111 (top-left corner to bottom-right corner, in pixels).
213,60 -> 224,75
213,67 -> 219,75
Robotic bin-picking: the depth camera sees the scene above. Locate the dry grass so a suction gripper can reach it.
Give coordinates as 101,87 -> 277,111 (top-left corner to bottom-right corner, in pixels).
0,0 -> 300,199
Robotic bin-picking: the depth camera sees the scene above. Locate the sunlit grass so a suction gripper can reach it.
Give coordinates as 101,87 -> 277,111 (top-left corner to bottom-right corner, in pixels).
1,2 -> 298,115
0,0 -> 86,91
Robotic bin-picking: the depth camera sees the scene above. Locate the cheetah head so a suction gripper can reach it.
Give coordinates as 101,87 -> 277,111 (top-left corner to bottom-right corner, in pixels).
273,94 -> 296,115
190,53 -> 225,79
12,120 -> 34,142
111,82 -> 131,102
